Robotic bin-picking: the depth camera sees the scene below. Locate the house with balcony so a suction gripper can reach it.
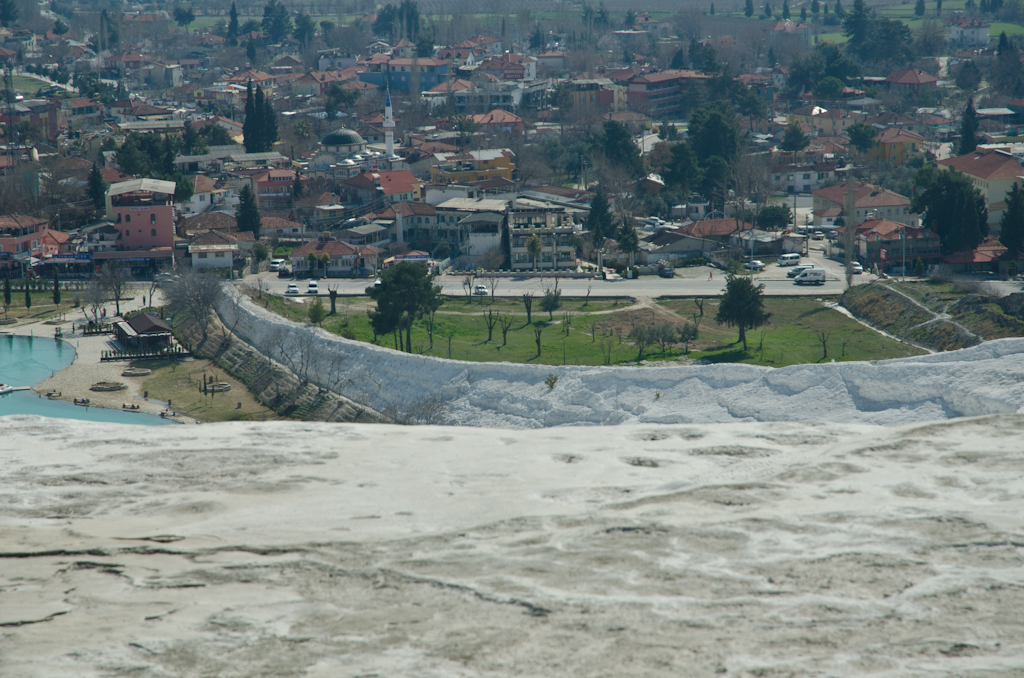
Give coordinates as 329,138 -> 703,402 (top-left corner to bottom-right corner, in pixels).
106,179 -> 177,250
470,109 -> 525,135
567,78 -> 625,115
254,169 -> 305,211
509,205 -> 577,272
835,218 -> 941,273
434,197 -> 511,260
625,70 -> 710,119
771,162 -> 836,193
785,105 -> 865,135
0,215 -> 49,273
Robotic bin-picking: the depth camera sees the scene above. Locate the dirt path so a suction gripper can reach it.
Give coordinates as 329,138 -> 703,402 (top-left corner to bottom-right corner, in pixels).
881,283 -> 982,343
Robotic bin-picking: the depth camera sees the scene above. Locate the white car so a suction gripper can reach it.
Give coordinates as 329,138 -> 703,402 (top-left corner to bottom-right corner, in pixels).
851,262 -> 864,275
307,281 -> 319,294
285,283 -> 299,295
473,284 -> 488,295
743,260 -> 766,271
269,259 -> 287,271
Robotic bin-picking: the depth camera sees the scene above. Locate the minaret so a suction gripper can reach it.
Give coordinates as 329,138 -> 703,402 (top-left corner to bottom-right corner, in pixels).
384,88 -> 396,159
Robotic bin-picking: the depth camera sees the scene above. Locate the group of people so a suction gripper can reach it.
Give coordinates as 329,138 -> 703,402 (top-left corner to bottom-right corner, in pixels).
122,403 -> 141,411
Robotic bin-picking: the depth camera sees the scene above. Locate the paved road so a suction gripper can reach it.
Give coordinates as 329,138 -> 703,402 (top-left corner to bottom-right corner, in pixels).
251,249 -> 879,299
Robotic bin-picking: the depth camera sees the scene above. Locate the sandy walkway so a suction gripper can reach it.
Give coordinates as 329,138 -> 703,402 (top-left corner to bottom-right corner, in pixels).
1,286 -> 196,423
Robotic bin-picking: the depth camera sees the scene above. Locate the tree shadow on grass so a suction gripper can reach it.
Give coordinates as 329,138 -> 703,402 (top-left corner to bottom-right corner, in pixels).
697,348 -> 749,364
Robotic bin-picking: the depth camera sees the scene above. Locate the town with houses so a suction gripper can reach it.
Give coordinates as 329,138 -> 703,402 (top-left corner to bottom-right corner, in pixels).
1,0 -> 1024,287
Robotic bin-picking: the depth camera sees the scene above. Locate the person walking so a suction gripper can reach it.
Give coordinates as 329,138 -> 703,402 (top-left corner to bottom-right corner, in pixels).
708,269 -> 713,281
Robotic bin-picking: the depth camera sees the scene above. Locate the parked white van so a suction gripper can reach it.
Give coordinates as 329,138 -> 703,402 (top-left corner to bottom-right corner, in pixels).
269,259 -> 286,271
794,268 -> 826,285
787,263 -> 816,278
778,253 -> 801,266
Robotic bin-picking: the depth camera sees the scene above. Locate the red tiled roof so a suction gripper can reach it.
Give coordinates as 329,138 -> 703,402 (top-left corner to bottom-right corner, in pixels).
813,182 -> 911,208
874,127 -> 925,143
472,109 -> 523,125
937,150 -> 1024,180
676,218 -> 750,238
886,69 -> 939,85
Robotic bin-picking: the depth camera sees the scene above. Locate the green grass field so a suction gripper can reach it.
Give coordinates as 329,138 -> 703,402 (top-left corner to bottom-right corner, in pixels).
137,357 -> 278,422
11,75 -> 52,94
255,291 -> 925,368
659,296 -> 926,366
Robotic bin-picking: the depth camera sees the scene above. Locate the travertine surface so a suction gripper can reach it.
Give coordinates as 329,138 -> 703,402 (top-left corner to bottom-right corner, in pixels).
2,416 -> 1023,677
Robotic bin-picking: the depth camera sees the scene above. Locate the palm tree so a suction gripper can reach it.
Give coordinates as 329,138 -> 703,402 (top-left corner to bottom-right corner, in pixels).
526,234 -> 542,271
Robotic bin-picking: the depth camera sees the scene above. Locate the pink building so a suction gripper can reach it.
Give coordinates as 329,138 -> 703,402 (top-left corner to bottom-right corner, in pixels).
107,179 -> 177,250
0,214 -> 49,273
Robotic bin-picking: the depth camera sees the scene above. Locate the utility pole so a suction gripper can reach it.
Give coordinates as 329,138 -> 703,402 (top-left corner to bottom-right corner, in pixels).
3,61 -> 18,169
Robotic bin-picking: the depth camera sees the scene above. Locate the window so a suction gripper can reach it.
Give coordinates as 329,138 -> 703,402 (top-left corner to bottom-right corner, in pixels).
150,214 -> 156,224
200,195 -> 206,201
151,229 -> 157,236
215,252 -> 225,258
198,252 -> 208,259
125,214 -> 131,223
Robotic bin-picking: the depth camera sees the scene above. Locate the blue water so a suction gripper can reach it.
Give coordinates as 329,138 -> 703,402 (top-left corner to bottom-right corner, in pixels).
0,334 -> 175,425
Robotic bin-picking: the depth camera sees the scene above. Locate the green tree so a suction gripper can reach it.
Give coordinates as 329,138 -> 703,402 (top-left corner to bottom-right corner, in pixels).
959,98 -> 978,155
308,296 -> 326,326
912,167 -> 987,254
253,86 -> 268,152
847,121 -> 877,153
292,173 -> 303,200
585,186 -> 615,246
53,267 -> 60,305
782,0 -> 790,18
416,33 -> 434,57
87,163 -> 107,211
173,174 -> 194,203
955,60 -> 982,91
914,257 -> 925,277
616,221 -> 640,267
24,285 -> 31,311
262,0 -> 293,42
624,9 -> 637,27
715,275 -> 771,350
365,261 -> 441,352
173,4 -> 195,31
780,121 -> 810,151
757,204 -> 791,230
1,276 -> 8,319
709,2 -> 715,14
237,185 -> 262,238
598,120 -> 642,177
688,101 -> 740,164
764,1 -> 772,16
999,182 -> 1024,258
325,84 -> 361,121
293,13 -> 317,49
670,48 -> 685,68
263,91 -> 278,152
0,0 -> 19,27
801,6 -> 808,20
812,0 -> 820,13
53,18 -> 69,35
246,39 -> 257,64
540,285 -> 562,319
914,0 -> 925,16
745,0 -> 755,16
842,0 -> 873,53
227,1 -> 239,45
813,75 -> 845,100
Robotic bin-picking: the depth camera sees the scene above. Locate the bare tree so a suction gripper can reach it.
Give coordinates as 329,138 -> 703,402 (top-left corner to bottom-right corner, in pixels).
522,292 -> 534,323
98,261 -> 131,316
584,285 -> 592,307
534,327 -> 543,357
732,154 -> 776,233
562,311 -> 575,335
600,338 -> 614,364
82,280 -> 106,324
484,273 -> 500,304
498,313 -> 515,347
462,275 -> 473,300
816,330 -> 831,360
164,269 -> 224,339
327,284 -> 339,314
694,297 -> 704,317
483,308 -> 498,342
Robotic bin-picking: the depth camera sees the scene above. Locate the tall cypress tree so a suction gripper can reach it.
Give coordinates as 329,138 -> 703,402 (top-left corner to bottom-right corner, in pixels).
237,185 -> 262,238
1000,182 -> 1024,258
87,163 -> 107,210
242,81 -> 258,152
227,1 -> 239,45
53,267 -> 60,305
586,185 -> 614,246
2,276 -> 10,319
959,98 -> 978,155
253,86 -> 267,152
745,0 -> 754,16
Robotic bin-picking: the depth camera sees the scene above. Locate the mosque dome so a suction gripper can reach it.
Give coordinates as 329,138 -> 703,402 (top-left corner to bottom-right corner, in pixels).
320,128 -> 365,147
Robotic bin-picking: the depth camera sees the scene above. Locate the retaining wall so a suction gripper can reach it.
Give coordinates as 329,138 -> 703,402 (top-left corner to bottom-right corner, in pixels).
217,286 -> 1024,429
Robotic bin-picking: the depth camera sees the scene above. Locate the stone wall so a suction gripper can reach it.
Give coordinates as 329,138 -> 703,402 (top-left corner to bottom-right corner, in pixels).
216,286 -> 1024,429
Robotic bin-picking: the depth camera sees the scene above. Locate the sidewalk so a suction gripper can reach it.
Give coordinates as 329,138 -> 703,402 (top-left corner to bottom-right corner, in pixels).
3,286 -> 196,423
